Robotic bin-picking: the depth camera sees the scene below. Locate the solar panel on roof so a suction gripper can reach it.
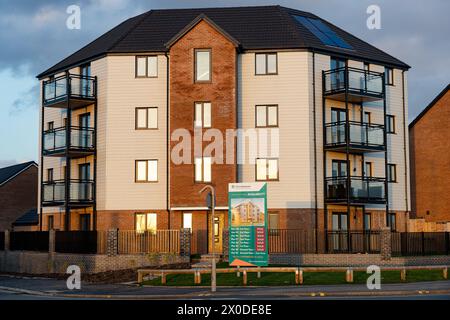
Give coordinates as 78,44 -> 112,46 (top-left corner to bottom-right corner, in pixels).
293,15 -> 353,50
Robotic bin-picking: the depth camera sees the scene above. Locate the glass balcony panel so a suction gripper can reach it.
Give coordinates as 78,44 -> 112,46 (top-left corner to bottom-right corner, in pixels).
43,127 -> 94,154
324,67 -> 383,97
70,181 -> 93,202
43,74 -> 95,105
326,177 -> 385,202
326,122 -> 384,149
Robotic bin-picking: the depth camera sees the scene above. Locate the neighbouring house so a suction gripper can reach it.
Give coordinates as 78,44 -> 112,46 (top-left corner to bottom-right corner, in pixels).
0,161 -> 38,230
409,84 -> 450,226
36,5 -> 411,254
12,209 -> 39,231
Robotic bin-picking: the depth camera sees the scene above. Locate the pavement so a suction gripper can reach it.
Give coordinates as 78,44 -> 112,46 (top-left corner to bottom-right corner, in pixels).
0,275 -> 449,300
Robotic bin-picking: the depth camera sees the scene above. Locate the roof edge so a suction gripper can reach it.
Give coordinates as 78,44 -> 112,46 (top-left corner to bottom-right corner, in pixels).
164,13 -> 241,49
409,83 -> 450,128
0,161 -> 38,187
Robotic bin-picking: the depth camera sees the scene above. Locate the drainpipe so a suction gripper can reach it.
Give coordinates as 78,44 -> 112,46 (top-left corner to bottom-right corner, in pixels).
165,52 -> 170,230
402,70 -> 409,231
312,51 -> 318,251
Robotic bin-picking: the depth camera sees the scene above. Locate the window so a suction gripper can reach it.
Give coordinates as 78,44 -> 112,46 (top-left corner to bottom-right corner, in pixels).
256,158 -> 279,181
136,56 -> 158,78
364,213 -> 371,231
255,53 -> 277,75
364,162 -> 373,178
135,107 -> 158,129
364,63 -> 370,72
47,168 -> 54,182
269,213 -> 279,230
183,213 -> 192,233
195,49 -> 211,82
387,212 -> 396,231
256,105 -> 278,128
47,215 -> 54,231
135,160 -> 158,182
194,157 -> 212,183
332,160 -> 348,177
135,213 -> 157,234
47,121 -> 54,131
363,111 -> 371,124
385,67 -> 394,85
387,164 -> 397,183
194,102 -> 212,128
386,115 -> 396,133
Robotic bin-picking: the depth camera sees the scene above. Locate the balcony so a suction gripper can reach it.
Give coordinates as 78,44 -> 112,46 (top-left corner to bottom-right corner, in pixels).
325,121 -> 385,153
325,176 -> 386,204
43,74 -> 96,109
43,126 -> 95,158
42,180 -> 94,207
323,67 -> 384,103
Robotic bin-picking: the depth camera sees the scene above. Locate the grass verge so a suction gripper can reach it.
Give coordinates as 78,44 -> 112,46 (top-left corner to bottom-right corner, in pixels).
142,269 -> 447,286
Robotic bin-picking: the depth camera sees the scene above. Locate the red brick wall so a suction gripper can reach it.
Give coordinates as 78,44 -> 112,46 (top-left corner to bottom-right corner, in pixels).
169,20 -> 237,208
0,166 -> 38,230
410,89 -> 450,222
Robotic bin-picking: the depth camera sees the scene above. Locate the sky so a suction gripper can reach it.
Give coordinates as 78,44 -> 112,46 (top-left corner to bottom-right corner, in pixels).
0,0 -> 449,167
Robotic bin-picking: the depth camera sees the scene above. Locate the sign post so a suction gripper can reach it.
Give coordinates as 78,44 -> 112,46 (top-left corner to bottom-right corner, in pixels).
228,183 -> 268,267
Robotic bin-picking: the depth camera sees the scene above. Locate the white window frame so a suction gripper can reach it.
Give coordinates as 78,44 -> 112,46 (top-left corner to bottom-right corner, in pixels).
183,213 -> 193,233
194,157 -> 212,183
194,102 -> 212,128
256,158 -> 279,181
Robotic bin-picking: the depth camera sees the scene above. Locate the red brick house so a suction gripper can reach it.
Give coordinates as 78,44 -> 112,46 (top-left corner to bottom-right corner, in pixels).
410,84 -> 450,223
0,161 -> 38,230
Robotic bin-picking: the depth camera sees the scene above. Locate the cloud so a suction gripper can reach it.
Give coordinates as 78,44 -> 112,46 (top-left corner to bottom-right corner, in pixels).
0,0 -> 449,120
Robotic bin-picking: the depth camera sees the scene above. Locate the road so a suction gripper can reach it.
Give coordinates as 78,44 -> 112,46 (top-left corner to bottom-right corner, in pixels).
0,275 -> 449,300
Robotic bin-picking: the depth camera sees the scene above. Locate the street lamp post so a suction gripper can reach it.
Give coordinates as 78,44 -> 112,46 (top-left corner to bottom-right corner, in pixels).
199,185 -> 216,293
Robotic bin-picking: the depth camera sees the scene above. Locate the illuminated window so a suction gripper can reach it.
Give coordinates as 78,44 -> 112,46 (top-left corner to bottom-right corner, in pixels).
135,213 -> 157,234
136,107 -> 158,129
135,160 -> 158,182
136,56 -> 158,77
194,102 -> 211,128
195,157 -> 212,183
256,158 -> 279,181
195,49 -> 211,82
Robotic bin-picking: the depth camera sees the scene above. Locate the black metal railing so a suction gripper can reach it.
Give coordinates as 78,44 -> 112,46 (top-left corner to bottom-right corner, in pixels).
42,179 -> 94,204
55,231 -> 98,254
324,67 -> 384,97
0,231 -> 4,250
392,232 -> 450,256
43,73 -> 96,105
325,176 -> 386,203
43,126 -> 95,154
10,232 -> 49,252
325,121 -> 385,149
326,230 -> 381,254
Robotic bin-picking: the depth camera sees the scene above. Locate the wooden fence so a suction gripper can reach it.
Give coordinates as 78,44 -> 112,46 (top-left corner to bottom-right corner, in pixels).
118,230 -> 180,254
0,231 -> 4,250
10,231 -> 49,252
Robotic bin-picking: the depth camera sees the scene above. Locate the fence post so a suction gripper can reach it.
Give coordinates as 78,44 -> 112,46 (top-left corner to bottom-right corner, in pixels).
179,229 -> 191,258
107,229 -> 118,257
49,230 -> 56,254
446,232 -> 450,255
4,230 -> 10,251
222,229 -> 229,262
380,227 -> 392,260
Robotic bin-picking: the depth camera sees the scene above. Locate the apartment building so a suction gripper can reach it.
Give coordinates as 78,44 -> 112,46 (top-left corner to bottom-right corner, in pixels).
37,6 -> 410,253
410,84 -> 450,223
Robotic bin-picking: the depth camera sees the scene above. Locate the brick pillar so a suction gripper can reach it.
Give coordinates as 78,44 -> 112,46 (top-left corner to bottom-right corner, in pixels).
179,228 -> 191,257
49,230 -> 56,253
4,230 -> 10,251
380,227 -> 392,260
222,229 -> 229,262
107,229 -> 118,257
